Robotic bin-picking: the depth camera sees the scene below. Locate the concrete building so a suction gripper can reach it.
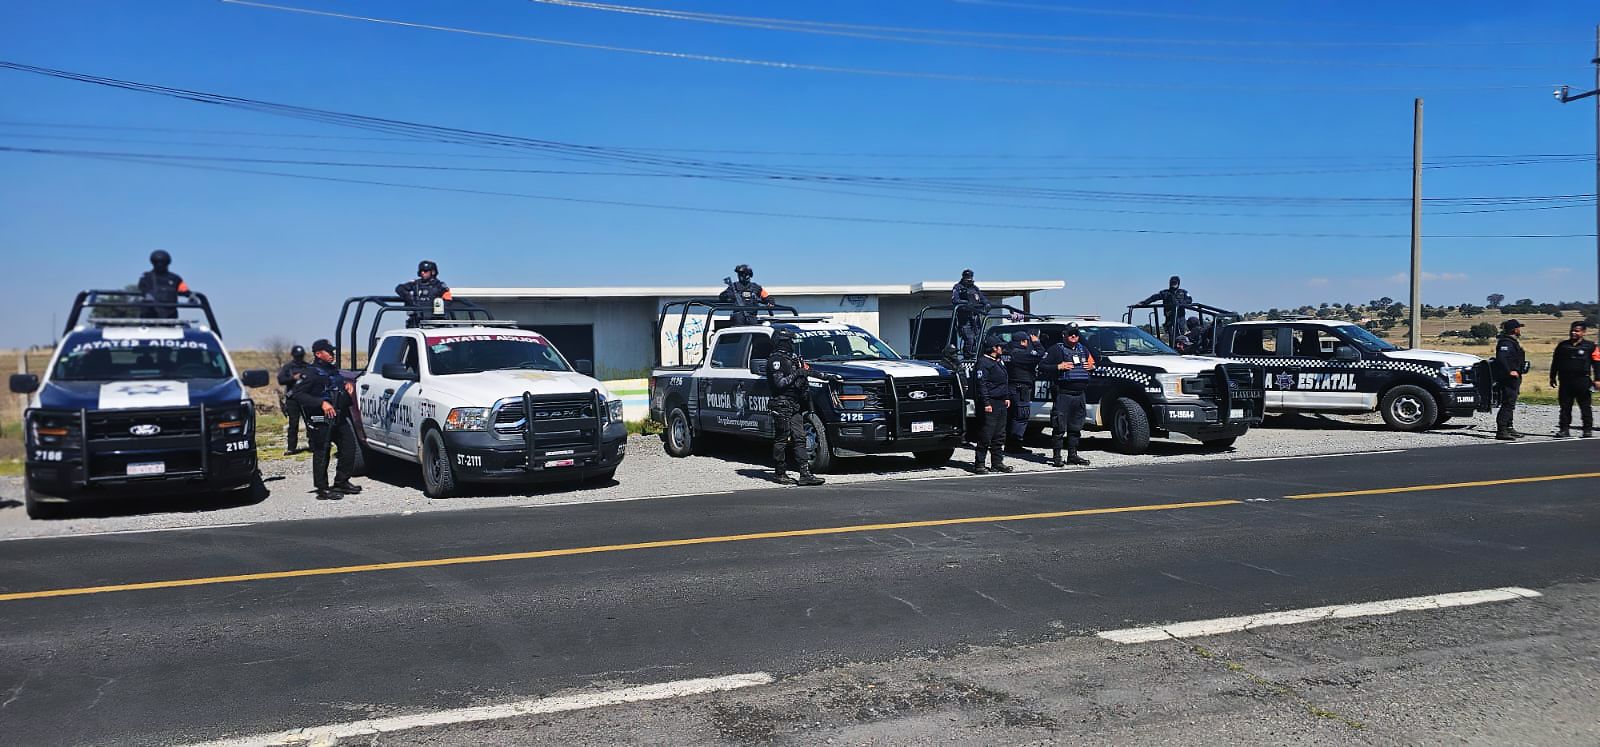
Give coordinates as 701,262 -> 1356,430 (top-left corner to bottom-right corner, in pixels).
455,280 -> 1064,379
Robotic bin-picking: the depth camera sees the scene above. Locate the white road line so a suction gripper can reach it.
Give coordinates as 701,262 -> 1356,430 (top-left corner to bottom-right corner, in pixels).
0,522 -> 257,543
1236,450 -> 1404,462
1097,586 -> 1542,644
187,672 -> 775,747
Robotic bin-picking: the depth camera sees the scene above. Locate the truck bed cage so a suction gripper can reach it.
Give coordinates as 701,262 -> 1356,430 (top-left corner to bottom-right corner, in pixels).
910,303 -> 1042,362
655,299 -> 800,368
64,289 -> 221,336
1122,300 -> 1240,353
334,295 -> 495,371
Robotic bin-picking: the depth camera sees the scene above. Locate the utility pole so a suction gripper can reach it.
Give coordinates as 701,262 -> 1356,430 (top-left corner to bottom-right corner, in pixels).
1555,24 -> 1600,314
1410,98 -> 1424,349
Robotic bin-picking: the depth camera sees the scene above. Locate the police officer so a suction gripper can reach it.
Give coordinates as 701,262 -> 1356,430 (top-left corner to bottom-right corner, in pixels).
1175,317 -> 1205,354
1139,275 -> 1193,346
719,264 -> 775,326
1004,331 -> 1044,454
767,327 -> 825,486
1550,319 -> 1599,438
971,336 -> 1013,473
396,260 -> 452,326
952,269 -> 991,358
289,339 -> 363,499
276,345 -> 311,455
138,250 -> 191,319
1491,319 -> 1528,440
1041,323 -> 1095,467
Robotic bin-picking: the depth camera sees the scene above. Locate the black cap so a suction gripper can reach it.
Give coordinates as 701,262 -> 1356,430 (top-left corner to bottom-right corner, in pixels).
150,249 -> 171,267
418,260 -> 437,275
961,268 -> 975,280
983,335 -> 1004,351
1572,319 -> 1590,331
1063,323 -> 1081,338
1501,319 -> 1525,332
311,338 -> 336,354
290,345 -> 306,359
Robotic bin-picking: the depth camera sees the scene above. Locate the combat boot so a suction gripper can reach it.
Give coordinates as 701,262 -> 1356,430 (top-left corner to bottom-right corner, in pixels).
971,452 -> 989,474
331,481 -> 363,494
991,457 -> 1014,473
774,467 -> 797,485
1067,452 -> 1091,466
796,465 -> 825,486
1049,439 -> 1064,468
1495,429 -> 1516,441
1555,428 -> 1572,438
1583,428 -> 1594,438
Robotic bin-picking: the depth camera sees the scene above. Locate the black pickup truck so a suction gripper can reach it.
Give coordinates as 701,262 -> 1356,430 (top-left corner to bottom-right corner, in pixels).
649,301 -> 965,471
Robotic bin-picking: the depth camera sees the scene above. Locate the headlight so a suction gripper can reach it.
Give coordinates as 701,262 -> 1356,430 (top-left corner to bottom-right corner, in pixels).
445,407 -> 490,431
212,402 -> 251,435
1440,366 -> 1467,385
1155,373 -> 1200,400
606,399 -> 624,424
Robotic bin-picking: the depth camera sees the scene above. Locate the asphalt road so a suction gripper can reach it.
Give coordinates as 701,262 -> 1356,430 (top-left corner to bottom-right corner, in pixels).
0,439 -> 1596,745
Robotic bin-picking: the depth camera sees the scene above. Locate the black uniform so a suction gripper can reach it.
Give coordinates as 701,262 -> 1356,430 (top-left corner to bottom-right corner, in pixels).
972,351 -> 1011,469
276,358 -> 312,452
1139,281 -> 1193,345
1550,336 -> 1599,434
719,280 -> 773,326
1491,331 -> 1527,434
290,360 -> 359,494
138,269 -> 188,319
952,280 -> 990,358
1004,337 -> 1044,448
1041,340 -> 1094,464
396,277 -> 451,326
767,337 -> 818,481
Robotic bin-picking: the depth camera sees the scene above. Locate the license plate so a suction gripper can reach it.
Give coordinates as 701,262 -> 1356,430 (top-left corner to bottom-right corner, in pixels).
544,458 -> 576,468
1229,409 -> 1245,420
911,421 -> 933,433
127,461 -> 166,476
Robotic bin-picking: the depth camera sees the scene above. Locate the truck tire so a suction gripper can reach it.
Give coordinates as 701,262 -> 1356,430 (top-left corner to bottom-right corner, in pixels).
1433,410 -> 1453,427
420,429 -> 460,499
913,448 -> 955,467
1380,385 -> 1437,432
805,413 -> 834,473
24,483 -> 65,520
1108,396 -> 1152,455
663,405 -> 696,458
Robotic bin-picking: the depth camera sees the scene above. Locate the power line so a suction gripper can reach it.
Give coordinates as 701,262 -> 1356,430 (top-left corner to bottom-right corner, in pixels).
9,146 -> 1591,240
949,0 -> 1488,33
527,0 -> 1579,70
217,1 -> 1559,93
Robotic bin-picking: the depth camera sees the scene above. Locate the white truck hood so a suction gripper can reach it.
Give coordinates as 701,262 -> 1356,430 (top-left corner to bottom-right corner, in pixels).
1102,354 -> 1235,375
423,369 -> 613,403
822,359 -> 947,377
1380,349 -> 1482,367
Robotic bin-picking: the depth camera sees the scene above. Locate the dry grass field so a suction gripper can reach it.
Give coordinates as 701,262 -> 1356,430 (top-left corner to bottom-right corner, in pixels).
1386,311 -> 1587,403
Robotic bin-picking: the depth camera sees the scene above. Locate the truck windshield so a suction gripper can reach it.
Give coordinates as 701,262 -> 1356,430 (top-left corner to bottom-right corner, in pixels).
1337,324 -> 1399,353
51,336 -> 232,381
794,329 -> 901,361
1079,326 -> 1176,356
425,334 -> 568,375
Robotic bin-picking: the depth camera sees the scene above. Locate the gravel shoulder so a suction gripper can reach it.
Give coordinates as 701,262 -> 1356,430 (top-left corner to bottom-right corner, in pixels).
0,405 -> 1570,540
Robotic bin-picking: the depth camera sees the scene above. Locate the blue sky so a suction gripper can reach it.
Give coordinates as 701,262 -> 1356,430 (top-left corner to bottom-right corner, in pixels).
1,0 -> 1596,348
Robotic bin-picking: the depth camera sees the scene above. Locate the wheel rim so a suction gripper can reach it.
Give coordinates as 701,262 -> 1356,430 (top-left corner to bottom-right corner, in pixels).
804,421 -> 820,465
1392,394 -> 1425,424
1113,408 -> 1130,442
670,412 -> 688,450
426,439 -> 446,486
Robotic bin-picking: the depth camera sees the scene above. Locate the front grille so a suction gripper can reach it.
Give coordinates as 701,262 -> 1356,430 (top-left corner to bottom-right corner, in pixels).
86,408 -> 204,440
494,398 -> 598,433
895,380 -> 954,402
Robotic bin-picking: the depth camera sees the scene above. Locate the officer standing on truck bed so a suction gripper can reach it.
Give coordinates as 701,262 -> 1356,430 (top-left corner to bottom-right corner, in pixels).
138,250 -> 191,319
1041,323 -> 1095,467
767,327 -> 825,486
276,344 -> 311,455
1550,319 -> 1599,438
1004,330 -> 1044,455
396,260 -> 452,327
971,336 -> 1013,474
719,264 -> 775,326
1491,319 -> 1528,440
952,269 -> 990,358
1138,275 -> 1192,346
291,339 -> 364,500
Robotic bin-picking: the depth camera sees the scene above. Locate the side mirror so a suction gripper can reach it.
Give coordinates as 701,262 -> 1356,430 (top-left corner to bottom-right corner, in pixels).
750,358 -> 768,376
573,359 -> 595,376
1334,345 -> 1361,362
381,363 -> 420,382
9,373 -> 39,394
240,369 -> 271,388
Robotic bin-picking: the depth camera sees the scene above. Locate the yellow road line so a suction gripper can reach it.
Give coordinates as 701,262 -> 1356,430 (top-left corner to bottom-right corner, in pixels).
0,499 -> 1241,603
1286,472 -> 1600,500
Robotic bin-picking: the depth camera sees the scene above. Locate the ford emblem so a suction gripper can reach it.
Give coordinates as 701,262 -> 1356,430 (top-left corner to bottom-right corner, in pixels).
129,424 -> 161,437
907,390 -> 928,400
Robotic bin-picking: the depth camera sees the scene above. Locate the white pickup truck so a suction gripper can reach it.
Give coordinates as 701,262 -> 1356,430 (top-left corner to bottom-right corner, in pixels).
345,309 -> 626,497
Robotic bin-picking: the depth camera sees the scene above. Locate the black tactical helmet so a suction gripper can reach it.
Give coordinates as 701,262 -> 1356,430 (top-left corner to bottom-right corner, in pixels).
418,260 -> 438,275
735,263 -> 753,280
290,345 -> 306,360
150,249 -> 171,269
1063,323 -> 1082,338
961,268 -> 975,280
983,335 -> 1005,352
1169,275 -> 1181,287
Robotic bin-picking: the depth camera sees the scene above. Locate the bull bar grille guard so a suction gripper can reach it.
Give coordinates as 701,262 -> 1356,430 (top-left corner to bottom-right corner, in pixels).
520,389 -> 606,472
28,404 -> 214,484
